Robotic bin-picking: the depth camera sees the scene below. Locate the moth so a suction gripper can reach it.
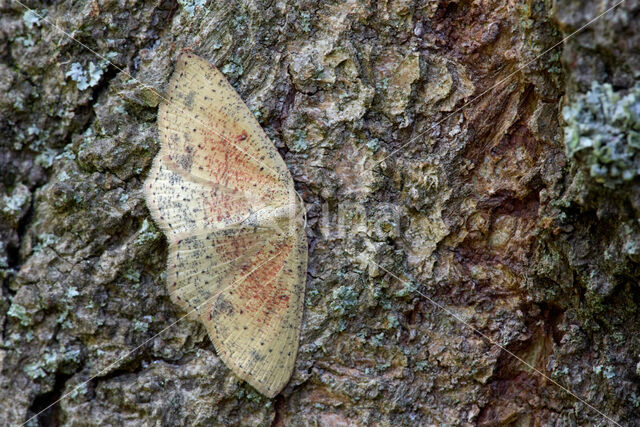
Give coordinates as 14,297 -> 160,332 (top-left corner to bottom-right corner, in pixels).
144,53 -> 308,397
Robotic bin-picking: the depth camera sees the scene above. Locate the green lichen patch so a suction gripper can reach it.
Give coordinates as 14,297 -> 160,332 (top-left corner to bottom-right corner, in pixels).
135,218 -> 162,245
1,183 -> 31,227
178,0 -> 207,16
65,61 -> 107,91
7,302 -> 33,326
221,60 -> 244,80
23,362 -> 47,380
328,284 -> 360,317
22,9 -> 44,30
563,81 -> 640,188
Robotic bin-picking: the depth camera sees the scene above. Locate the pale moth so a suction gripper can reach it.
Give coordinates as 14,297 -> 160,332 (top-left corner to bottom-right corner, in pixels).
145,53 -> 308,397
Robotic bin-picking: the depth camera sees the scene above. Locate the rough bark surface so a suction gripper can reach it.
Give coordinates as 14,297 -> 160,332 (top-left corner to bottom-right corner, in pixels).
0,0 -> 638,425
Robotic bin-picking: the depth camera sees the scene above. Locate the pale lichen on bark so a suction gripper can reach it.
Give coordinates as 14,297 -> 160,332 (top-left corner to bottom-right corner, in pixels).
0,0 -> 639,425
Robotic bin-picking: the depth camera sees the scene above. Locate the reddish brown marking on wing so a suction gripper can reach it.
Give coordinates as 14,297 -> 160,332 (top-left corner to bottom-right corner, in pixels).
200,130 -> 275,191
235,241 -> 294,324
187,111 -> 283,193
205,188 -> 251,224
210,230 -> 270,263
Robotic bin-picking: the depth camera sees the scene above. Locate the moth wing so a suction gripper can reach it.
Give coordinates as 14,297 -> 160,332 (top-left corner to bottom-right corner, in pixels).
167,219 -> 307,397
157,53 -> 292,204
145,150 -> 258,239
202,218 -> 307,397
166,225 -> 277,313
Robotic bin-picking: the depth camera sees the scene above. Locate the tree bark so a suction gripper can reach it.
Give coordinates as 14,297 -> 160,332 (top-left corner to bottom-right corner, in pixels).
1,0 -> 638,425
